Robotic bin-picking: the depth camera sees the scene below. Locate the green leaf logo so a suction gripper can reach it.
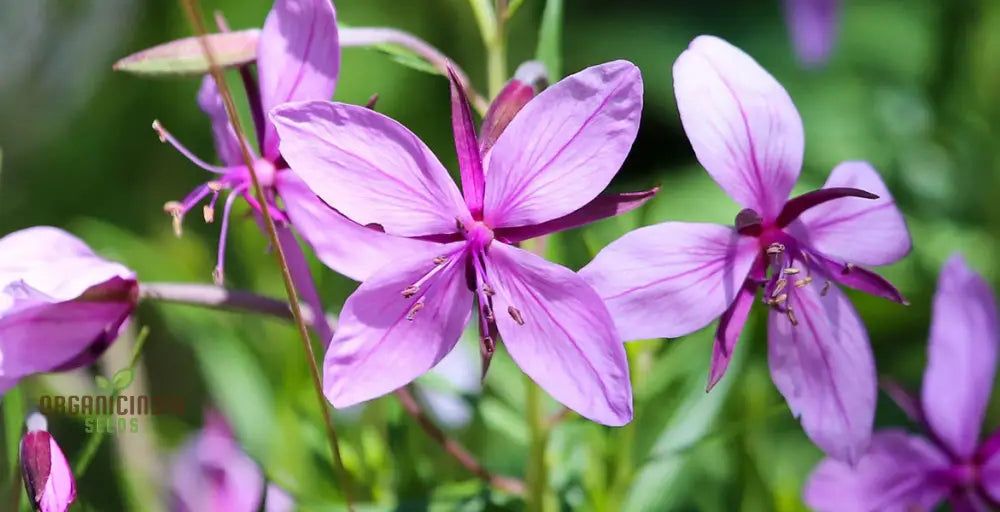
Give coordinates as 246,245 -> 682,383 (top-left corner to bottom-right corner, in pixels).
111,369 -> 134,392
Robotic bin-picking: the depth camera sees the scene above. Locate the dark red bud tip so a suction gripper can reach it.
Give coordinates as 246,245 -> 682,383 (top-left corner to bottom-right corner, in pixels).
776,187 -> 880,227
21,431 -> 53,509
735,208 -> 763,236
364,94 -> 379,110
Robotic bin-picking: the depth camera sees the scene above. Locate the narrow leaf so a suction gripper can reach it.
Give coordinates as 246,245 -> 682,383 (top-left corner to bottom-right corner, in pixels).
536,0 -> 563,78
506,0 -> 528,19
113,29 -> 261,76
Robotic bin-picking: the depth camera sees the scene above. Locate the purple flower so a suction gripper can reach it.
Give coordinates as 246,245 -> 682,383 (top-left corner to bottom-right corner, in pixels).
270,60 -> 649,425
580,36 -> 911,459
805,255 -> 1000,511
784,0 -> 839,66
169,411 -> 264,512
0,227 -> 137,395
21,413 -> 76,512
155,0 -> 424,285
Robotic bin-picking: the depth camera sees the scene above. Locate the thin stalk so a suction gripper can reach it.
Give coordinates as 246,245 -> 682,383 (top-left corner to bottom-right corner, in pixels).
176,0 -> 352,508
485,0 -> 509,98
138,282 -> 526,495
525,379 -> 548,511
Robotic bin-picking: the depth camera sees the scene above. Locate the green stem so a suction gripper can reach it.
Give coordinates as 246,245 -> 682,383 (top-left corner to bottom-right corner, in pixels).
485,0 -> 508,98
525,377 -> 548,511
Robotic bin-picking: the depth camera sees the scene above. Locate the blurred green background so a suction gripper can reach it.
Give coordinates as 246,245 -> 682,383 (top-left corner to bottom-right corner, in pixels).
1,0 -> 999,510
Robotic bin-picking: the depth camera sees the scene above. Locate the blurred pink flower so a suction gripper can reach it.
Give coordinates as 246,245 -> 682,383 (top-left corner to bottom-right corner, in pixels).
21,413 -> 76,512
0,226 -> 137,395
805,254 -> 1000,511
154,0 -> 423,286
271,60 -> 650,425
580,36 -> 910,460
784,0 -> 839,66
169,412 -> 263,512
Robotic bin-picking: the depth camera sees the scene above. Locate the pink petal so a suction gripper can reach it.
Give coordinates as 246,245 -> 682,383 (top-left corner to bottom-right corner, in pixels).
767,281 -> 875,463
197,76 -> 242,167
0,282 -> 135,382
483,60 -> 642,228
258,0 -> 339,159
803,430 -> 949,512
673,35 -> 804,221
0,226 -> 135,303
795,161 -> 911,266
579,222 -> 758,341
324,242 -> 472,407
707,281 -> 758,390
485,243 -> 632,425
270,101 -> 471,237
921,254 -> 998,459
276,172 -> 436,282
21,431 -> 76,512
447,67 -> 485,217
265,484 -> 295,512
496,187 -> 660,243
784,0 -> 839,66
170,419 -> 264,512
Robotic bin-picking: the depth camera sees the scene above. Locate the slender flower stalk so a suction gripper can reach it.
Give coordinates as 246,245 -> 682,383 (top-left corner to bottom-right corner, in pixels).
177,0 -> 352,507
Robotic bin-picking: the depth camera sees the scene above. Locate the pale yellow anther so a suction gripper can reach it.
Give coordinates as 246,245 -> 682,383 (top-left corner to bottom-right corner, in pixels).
766,243 -> 785,255
212,267 -> 224,285
207,181 -> 224,192
784,268 -> 800,275
433,255 -> 447,265
203,205 -> 215,223
787,307 -> 799,326
795,276 -> 813,288
407,301 -> 425,321
772,278 -> 788,296
402,285 -> 419,299
770,293 -> 788,306
508,306 -> 525,326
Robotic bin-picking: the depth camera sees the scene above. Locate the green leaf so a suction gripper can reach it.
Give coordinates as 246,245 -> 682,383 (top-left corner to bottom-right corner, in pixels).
94,375 -> 112,391
111,368 -> 134,392
113,29 -> 260,76
535,0 -> 563,79
467,0 -> 498,45
372,44 -> 441,76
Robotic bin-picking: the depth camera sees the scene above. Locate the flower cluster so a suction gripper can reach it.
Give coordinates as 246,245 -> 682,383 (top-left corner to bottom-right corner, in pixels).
3,0 -> 994,510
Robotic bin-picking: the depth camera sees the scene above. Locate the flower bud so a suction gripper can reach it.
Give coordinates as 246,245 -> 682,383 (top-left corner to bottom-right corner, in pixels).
21,413 -> 76,512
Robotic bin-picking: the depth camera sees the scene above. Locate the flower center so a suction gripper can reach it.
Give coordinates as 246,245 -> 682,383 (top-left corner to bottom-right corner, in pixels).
748,223 -> 824,326
464,221 -> 495,249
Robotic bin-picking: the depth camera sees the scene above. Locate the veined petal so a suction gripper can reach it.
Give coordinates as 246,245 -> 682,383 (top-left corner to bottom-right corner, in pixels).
768,281 -> 875,463
803,430 -> 949,512
784,0 -> 839,66
448,67 -> 486,216
579,222 -> 758,341
795,161 -> 910,266
276,172 -> 437,282
486,243 -> 632,425
708,281 -> 758,390
324,242 -> 472,407
258,0 -> 339,159
21,430 -> 76,512
196,76 -> 242,167
0,226 -> 135,303
483,60 -> 642,228
673,35 -> 804,220
496,187 -> 659,243
271,101 -> 471,237
921,254 -> 998,459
